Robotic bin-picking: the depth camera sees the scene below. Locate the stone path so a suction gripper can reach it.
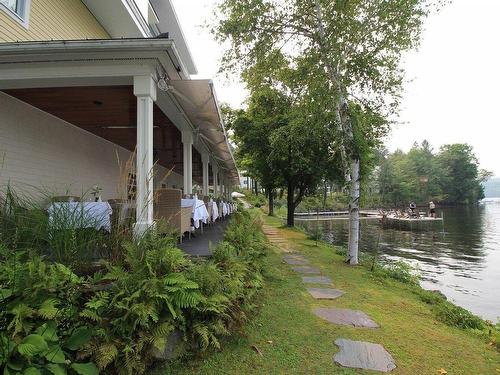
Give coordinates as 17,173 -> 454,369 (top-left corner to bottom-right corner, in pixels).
313,308 -> 380,328
307,288 -> 345,300
283,255 -> 309,265
291,266 -> 321,274
302,276 -> 333,285
333,339 -> 396,373
263,224 -> 396,373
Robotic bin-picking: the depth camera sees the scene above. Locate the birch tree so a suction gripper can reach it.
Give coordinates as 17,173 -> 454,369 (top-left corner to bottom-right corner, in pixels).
214,0 -> 441,264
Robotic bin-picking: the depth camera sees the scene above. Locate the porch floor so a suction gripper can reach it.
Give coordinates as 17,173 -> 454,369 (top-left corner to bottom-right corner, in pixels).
178,218 -> 231,257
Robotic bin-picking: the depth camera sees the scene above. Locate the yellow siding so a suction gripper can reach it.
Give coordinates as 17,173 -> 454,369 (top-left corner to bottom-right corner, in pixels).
0,0 -> 109,42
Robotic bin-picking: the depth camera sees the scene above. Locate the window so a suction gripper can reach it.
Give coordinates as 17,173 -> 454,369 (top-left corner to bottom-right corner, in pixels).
0,0 -> 30,26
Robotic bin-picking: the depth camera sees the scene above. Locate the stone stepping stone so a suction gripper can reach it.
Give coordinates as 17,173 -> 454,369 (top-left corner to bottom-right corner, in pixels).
292,266 -> 321,274
333,338 -> 396,373
302,276 -> 332,285
307,288 -> 344,300
283,258 -> 309,266
283,257 -> 309,265
313,308 -> 379,328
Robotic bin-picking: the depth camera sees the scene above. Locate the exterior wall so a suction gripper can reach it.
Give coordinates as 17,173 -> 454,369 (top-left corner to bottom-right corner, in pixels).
0,0 -> 109,42
0,92 -> 183,204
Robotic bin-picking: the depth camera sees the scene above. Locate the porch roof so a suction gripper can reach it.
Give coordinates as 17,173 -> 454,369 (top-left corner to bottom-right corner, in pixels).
0,38 -> 239,184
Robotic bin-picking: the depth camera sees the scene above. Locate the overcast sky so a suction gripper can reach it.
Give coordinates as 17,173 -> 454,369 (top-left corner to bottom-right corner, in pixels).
171,0 -> 500,177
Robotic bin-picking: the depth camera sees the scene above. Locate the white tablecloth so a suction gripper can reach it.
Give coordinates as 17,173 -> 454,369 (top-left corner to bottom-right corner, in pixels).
47,202 -> 112,232
208,200 -> 219,221
181,198 -> 209,228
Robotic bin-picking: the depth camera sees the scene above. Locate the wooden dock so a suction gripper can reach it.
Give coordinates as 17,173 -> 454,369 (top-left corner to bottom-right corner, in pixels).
381,216 -> 443,231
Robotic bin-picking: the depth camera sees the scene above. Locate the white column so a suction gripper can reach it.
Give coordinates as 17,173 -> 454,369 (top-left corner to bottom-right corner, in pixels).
212,164 -> 219,197
201,153 -> 209,196
133,75 -> 156,236
182,130 -> 193,196
220,175 -> 225,199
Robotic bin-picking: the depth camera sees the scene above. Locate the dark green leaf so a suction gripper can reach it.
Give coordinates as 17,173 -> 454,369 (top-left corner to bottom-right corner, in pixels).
46,363 -> 67,375
18,334 -> 48,358
64,327 -> 92,351
44,345 -> 65,364
70,363 -> 99,375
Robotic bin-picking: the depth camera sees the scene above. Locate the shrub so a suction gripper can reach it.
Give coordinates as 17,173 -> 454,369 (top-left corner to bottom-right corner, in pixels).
0,245 -> 99,374
416,288 -> 487,331
371,260 -> 420,285
306,226 -> 323,243
244,193 -> 266,208
0,199 -> 269,374
0,186 -> 119,271
432,302 -> 486,330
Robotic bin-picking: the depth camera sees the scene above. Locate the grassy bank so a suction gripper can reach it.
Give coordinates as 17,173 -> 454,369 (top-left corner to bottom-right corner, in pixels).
160,210 -> 499,374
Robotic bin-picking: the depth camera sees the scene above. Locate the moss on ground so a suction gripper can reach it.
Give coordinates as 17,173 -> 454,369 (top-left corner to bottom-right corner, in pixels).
157,212 -> 499,374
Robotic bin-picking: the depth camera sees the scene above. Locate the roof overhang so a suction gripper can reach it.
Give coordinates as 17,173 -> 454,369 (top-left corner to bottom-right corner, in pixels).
0,39 -> 238,183
167,79 -> 239,181
82,0 -> 152,39
150,0 -> 198,75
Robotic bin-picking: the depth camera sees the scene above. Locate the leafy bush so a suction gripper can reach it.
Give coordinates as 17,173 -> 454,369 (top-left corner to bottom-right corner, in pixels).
432,302 -> 486,330
0,202 -> 269,374
371,260 -> 420,285
243,193 -> 266,208
306,226 -> 323,243
416,289 -> 487,331
0,245 -> 98,375
0,186 -> 120,271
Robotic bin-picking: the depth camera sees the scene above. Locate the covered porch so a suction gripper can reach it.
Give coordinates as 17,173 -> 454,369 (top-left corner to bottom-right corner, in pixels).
0,38 -> 240,252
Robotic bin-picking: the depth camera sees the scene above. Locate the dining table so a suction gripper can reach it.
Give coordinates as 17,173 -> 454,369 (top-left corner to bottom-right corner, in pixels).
47,201 -> 113,232
181,197 -> 209,229
207,200 -> 219,222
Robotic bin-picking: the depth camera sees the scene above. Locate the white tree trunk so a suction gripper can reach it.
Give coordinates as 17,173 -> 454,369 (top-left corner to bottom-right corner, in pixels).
348,158 -> 360,265
314,0 -> 361,265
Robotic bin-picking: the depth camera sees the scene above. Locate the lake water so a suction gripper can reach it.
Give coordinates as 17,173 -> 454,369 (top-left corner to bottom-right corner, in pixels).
297,198 -> 500,321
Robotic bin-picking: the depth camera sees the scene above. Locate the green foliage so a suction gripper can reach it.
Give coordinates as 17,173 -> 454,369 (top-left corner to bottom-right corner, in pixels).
371,142 -> 489,207
432,301 -> 486,330
243,192 -> 267,208
0,245 -> 97,374
371,260 -> 420,286
1,192 -> 269,375
214,0 -> 440,229
306,226 -> 323,244
415,289 -> 486,331
0,186 -> 129,270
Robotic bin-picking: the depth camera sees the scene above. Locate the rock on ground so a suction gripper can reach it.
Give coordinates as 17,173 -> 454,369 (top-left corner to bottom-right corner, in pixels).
333,338 -> 396,373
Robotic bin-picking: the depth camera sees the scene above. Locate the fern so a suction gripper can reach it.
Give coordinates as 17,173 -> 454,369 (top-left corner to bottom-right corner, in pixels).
96,343 -> 118,370
38,299 -> 59,320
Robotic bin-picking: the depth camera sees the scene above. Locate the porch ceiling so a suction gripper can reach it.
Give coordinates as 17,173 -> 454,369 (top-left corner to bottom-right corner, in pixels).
3,86 -> 207,184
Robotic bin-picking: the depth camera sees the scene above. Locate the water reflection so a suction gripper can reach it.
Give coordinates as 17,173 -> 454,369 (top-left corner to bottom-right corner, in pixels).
299,199 -> 500,321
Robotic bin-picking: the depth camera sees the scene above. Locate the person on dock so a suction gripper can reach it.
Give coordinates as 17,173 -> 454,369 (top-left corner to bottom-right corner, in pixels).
429,201 -> 436,218
409,202 -> 418,218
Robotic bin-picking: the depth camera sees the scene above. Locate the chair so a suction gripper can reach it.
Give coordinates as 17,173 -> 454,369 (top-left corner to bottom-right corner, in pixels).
108,199 -> 135,233
154,188 -> 192,242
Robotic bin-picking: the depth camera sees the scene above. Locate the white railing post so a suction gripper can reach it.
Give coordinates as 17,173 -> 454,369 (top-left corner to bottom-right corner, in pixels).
202,152 -> 209,196
181,130 -> 193,196
213,163 -> 219,197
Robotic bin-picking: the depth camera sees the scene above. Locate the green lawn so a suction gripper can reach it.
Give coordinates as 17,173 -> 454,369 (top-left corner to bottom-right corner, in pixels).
157,212 -> 499,374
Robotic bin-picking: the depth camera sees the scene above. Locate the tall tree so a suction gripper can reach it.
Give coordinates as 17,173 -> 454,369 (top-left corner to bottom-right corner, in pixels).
437,144 -> 486,204
229,89 -> 284,216
214,0 -> 436,264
